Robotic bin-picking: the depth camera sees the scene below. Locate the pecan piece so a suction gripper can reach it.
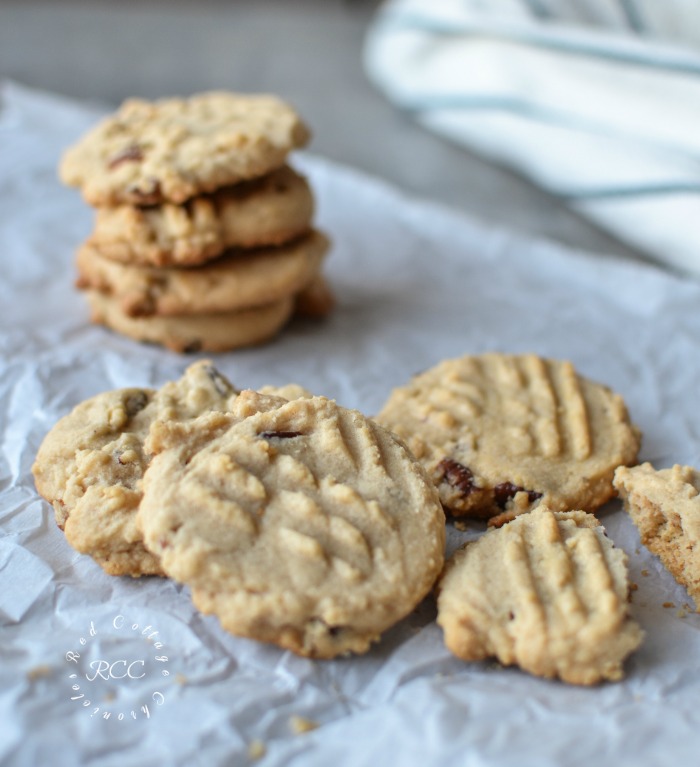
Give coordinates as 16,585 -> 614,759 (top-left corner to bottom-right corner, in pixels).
203,363 -> 233,397
127,178 -> 162,204
108,144 -> 144,169
436,458 -> 475,497
125,391 -> 149,417
493,482 -> 542,509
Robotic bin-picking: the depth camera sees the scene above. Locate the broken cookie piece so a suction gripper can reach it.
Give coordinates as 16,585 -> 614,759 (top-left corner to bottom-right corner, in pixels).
437,507 -> 643,685
614,462 -> 700,609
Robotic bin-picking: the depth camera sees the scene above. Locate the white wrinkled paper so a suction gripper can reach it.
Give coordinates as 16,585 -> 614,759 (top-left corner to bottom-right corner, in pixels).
2,81 -> 700,767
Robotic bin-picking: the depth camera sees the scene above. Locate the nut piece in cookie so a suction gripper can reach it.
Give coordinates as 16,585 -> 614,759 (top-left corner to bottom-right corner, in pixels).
377,353 -> 641,525
137,392 -> 446,658
32,361 -> 240,576
59,91 -> 310,206
614,462 -> 700,609
437,507 -> 643,685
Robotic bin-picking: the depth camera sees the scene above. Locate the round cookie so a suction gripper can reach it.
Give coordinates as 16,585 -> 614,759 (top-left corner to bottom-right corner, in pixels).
85,292 -> 295,353
59,91 -> 310,206
137,391 -> 446,658
32,361 -> 238,576
76,230 -> 329,317
376,353 -> 641,525
88,166 -> 315,267
437,507 -> 643,685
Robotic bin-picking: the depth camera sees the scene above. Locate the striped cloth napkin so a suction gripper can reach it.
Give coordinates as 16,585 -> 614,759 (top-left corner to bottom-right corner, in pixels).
365,0 -> 700,276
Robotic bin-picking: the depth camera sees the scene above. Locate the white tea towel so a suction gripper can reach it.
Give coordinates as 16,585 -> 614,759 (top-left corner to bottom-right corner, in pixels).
365,0 -> 700,275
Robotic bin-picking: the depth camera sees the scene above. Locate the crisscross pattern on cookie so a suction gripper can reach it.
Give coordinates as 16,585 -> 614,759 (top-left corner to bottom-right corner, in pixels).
437,508 -> 643,685
377,353 -> 640,521
138,393 -> 445,657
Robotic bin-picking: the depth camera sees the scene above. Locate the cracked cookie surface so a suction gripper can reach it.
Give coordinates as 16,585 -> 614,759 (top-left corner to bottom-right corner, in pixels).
377,353 -> 641,525
137,392 -> 446,658
60,92 -> 310,206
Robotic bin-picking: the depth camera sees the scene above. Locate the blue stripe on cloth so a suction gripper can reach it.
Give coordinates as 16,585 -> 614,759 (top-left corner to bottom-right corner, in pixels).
373,10 -> 700,75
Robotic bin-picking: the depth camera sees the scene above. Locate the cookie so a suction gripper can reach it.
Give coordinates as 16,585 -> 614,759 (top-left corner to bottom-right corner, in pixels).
32,361 -> 238,576
59,91 -> 310,206
87,166 -> 314,267
76,230 -> 329,317
85,291 -> 295,353
137,392 -> 446,658
614,462 -> 700,608
377,353 -> 641,525
437,507 -> 643,684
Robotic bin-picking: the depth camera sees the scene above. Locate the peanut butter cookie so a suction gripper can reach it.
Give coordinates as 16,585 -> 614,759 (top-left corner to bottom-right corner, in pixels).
85,292 -> 295,353
377,353 -> 641,525
76,231 -> 328,317
60,92 -> 310,206
137,392 -> 446,657
87,166 -> 314,266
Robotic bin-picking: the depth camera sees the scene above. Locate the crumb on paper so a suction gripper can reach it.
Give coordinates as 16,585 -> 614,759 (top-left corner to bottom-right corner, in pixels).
641,569 -> 649,577
26,664 -> 52,681
454,520 -> 469,532
630,582 -> 638,591
662,602 -> 676,609
103,690 -> 116,702
248,740 -> 266,760
175,673 -> 188,685
289,715 -> 319,735
677,609 -> 688,619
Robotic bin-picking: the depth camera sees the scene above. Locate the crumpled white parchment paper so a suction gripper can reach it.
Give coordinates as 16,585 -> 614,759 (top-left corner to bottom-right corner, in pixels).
2,81 -> 700,767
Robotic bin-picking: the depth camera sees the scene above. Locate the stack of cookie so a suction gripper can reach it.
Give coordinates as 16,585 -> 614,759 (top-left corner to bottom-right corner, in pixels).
59,91 -> 332,353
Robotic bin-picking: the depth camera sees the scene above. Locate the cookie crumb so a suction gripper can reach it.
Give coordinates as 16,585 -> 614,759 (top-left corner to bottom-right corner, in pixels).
175,673 -> 188,685
26,664 -> 52,681
662,601 -> 676,608
641,569 -> 649,577
677,609 -> 688,619
289,715 -> 319,735
248,740 -> 266,760
629,582 -> 638,591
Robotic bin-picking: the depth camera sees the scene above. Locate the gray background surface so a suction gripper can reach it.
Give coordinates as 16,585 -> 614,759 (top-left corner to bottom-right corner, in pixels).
1,0 -> 643,263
